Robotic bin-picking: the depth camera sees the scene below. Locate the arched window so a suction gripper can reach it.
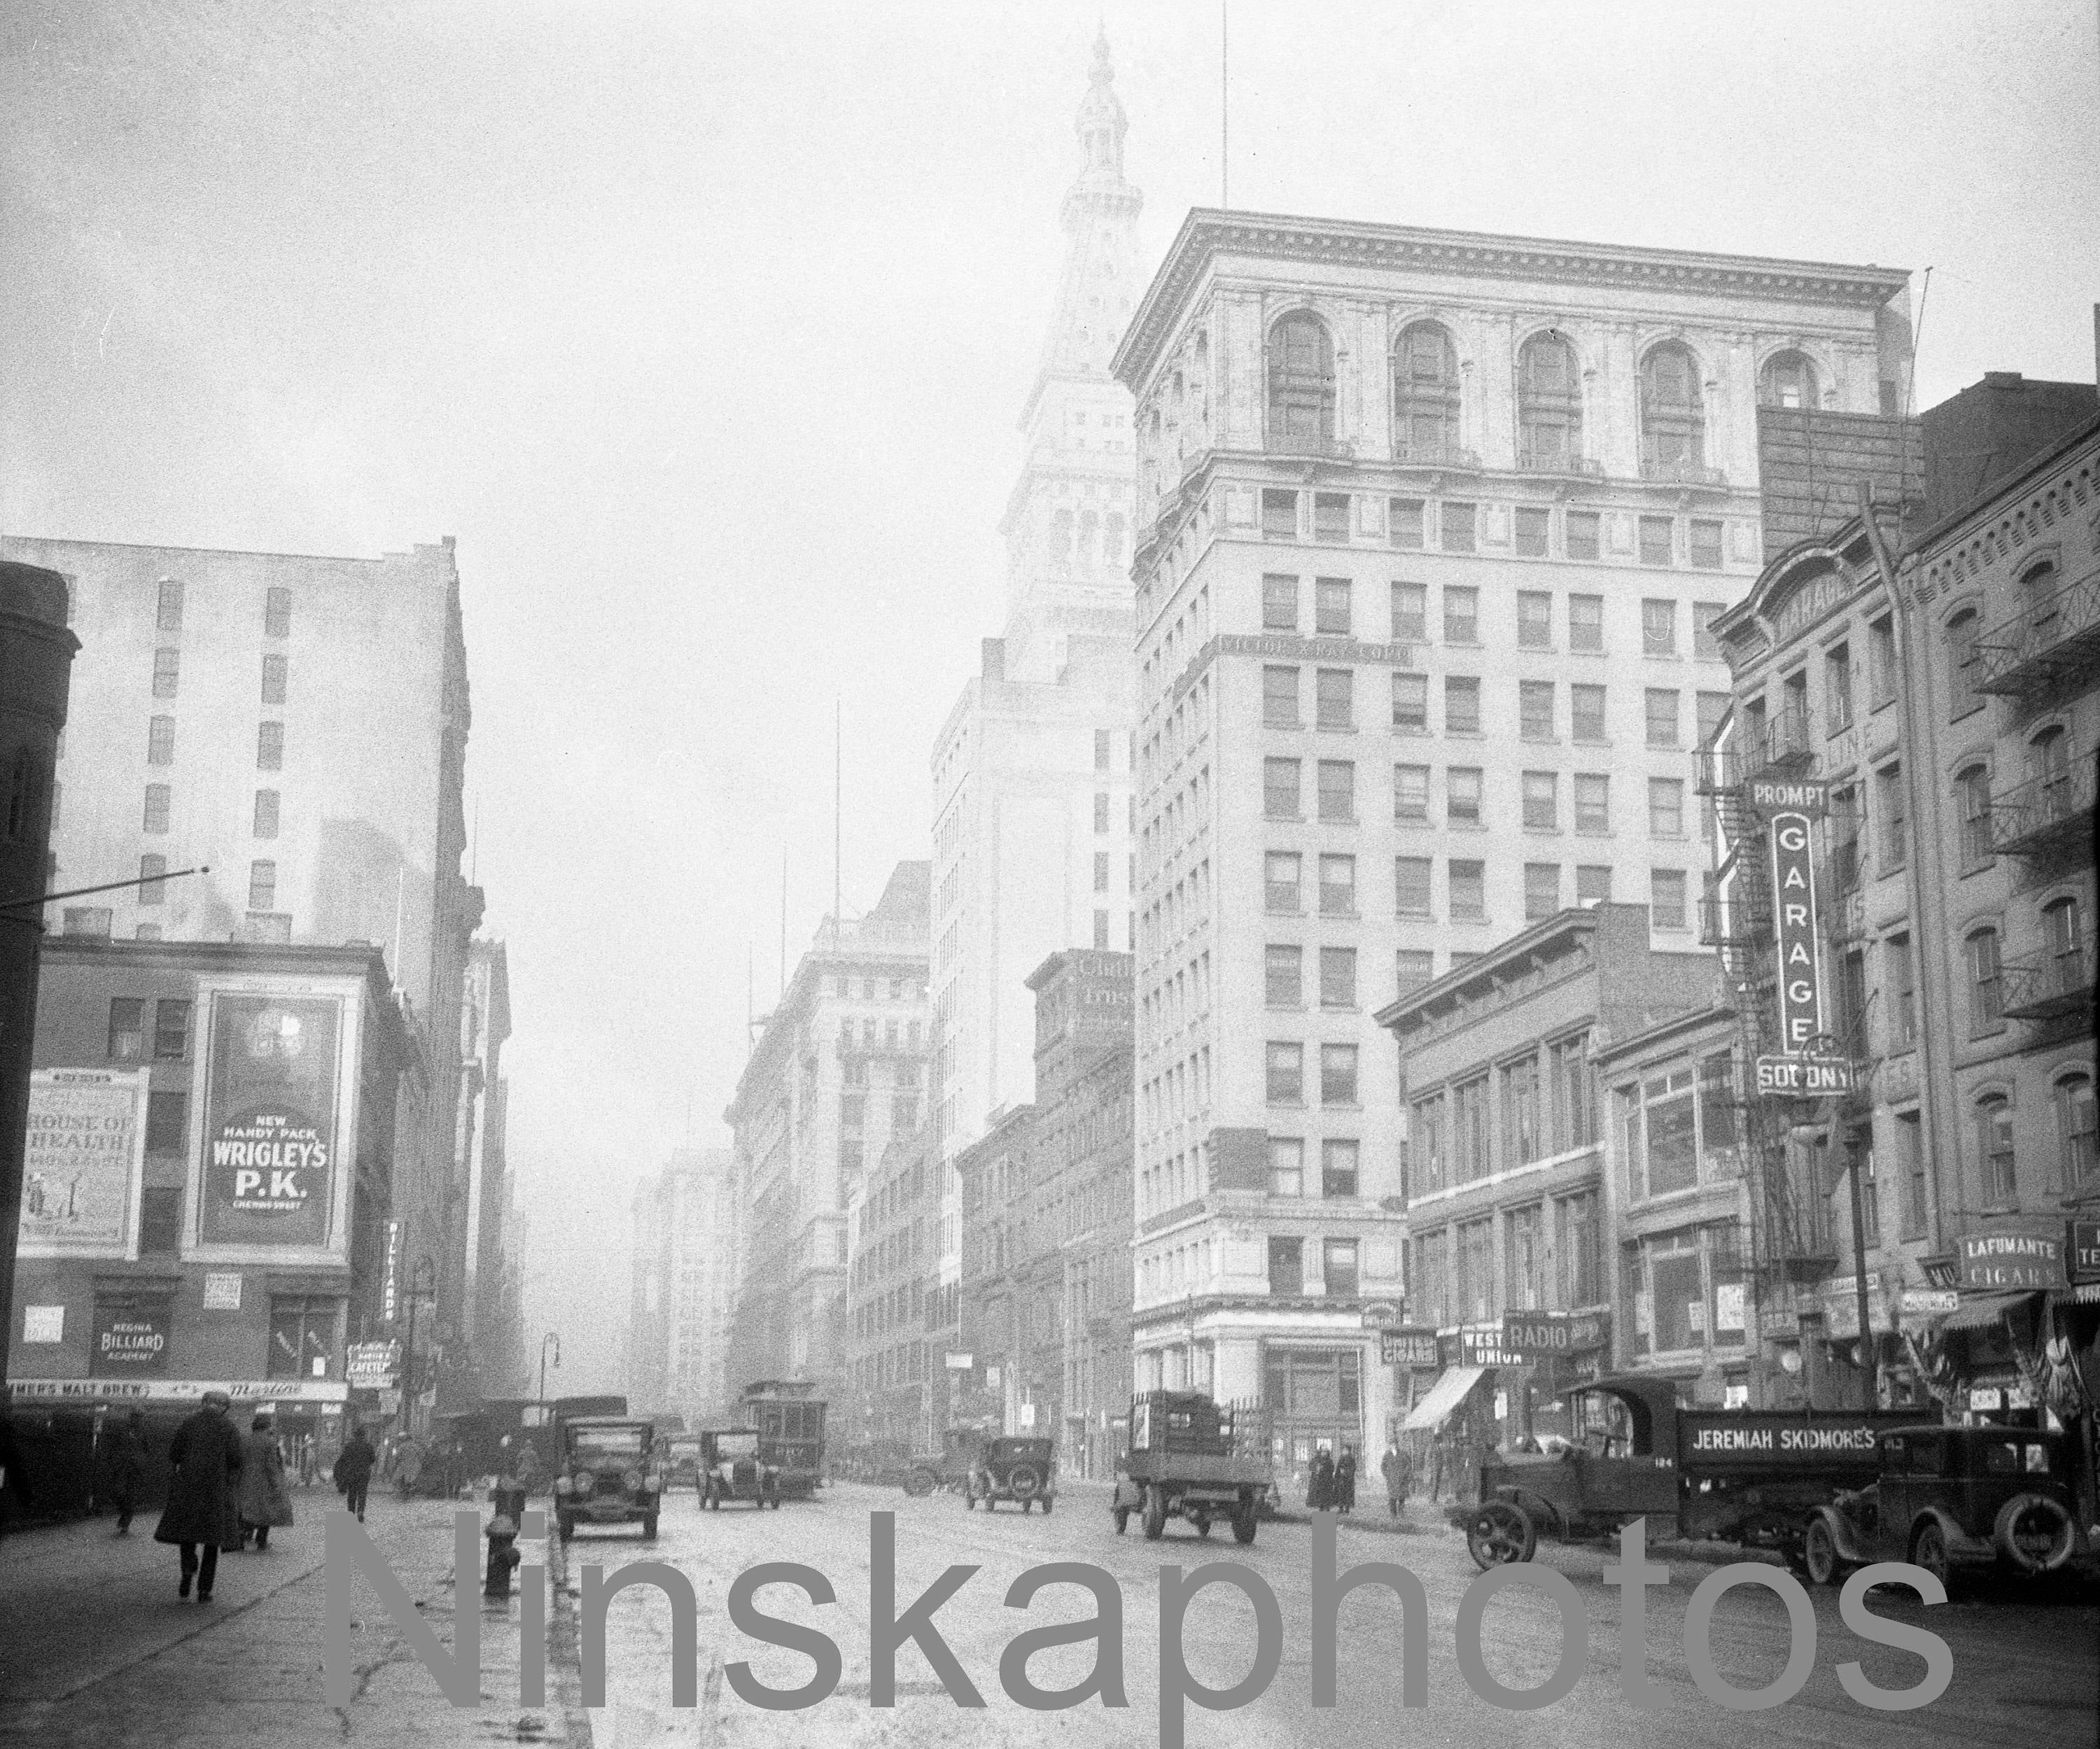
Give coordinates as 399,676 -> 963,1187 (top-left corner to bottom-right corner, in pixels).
2022,560 -> 2061,645
1759,351 -> 1819,409
2028,724 -> 2071,820
1639,342 -> 1705,475
1517,330 -> 1583,470
1956,764 -> 1994,867
1393,323 -> 1461,458
2043,895 -> 2085,999
1966,925 -> 2003,1033
1266,312 -> 1335,451
1946,607 -> 1982,717
2057,1073 -> 2096,1189
1975,1093 -> 2016,1205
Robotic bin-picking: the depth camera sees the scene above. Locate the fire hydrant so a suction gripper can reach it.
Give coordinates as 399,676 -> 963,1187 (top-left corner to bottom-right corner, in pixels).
484,1481 -> 528,1599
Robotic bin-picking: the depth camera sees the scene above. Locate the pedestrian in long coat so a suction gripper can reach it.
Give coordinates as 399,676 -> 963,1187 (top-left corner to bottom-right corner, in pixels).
1380,1444 -> 1411,1517
108,1409 -> 149,1534
239,1415 -> 295,1548
154,1392 -> 243,1601
1335,1446 -> 1358,1512
333,1426 -> 377,1521
1308,1446 -> 1335,1512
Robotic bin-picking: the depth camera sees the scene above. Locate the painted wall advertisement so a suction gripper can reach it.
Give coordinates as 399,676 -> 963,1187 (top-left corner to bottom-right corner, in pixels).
91,1301 -> 172,1376
17,1069 -> 149,1259
196,992 -> 349,1256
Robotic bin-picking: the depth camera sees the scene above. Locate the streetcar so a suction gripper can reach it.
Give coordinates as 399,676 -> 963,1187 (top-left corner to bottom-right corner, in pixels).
741,1379 -> 827,1499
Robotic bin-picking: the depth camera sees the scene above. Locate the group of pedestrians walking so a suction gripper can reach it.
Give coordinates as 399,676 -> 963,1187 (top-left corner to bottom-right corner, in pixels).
144,1394 -> 381,1601
1305,1443 -> 1359,1512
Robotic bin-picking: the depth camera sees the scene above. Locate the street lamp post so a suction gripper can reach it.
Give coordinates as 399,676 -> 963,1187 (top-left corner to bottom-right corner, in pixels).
539,1332 -> 561,1413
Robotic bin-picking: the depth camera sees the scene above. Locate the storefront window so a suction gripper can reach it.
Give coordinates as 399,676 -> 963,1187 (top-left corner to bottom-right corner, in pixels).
269,1296 -> 336,1379
1651,1244 -> 1703,1352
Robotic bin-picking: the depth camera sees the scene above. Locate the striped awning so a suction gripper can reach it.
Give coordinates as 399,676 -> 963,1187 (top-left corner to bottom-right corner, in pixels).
1401,1365 -> 1489,1432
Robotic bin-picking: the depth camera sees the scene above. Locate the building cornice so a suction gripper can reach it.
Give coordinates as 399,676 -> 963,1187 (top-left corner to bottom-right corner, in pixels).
1114,208 -> 1910,387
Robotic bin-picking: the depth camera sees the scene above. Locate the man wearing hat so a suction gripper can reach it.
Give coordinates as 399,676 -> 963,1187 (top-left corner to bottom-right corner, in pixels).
154,1391 -> 243,1601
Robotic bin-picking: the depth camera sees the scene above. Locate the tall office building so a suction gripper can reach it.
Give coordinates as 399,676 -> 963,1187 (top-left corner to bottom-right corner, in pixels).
929,32 -> 1143,1325
724,863 -> 930,1396
1110,209 -> 1910,1455
628,1148 -> 738,1423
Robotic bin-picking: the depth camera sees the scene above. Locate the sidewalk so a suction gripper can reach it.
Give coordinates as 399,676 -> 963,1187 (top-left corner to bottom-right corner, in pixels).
0,1493 -> 592,1748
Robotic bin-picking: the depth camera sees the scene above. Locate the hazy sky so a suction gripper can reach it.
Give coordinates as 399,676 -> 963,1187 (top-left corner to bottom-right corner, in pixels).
4,2 -> 2095,1392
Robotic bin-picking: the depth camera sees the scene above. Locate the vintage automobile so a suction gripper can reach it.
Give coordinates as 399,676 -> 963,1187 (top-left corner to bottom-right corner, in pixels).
1801,1424 -> 2087,1594
900,1427 -> 989,1496
552,1416 -> 664,1542
663,1434 -> 704,1497
1460,1374 -> 1914,1572
699,1428 -> 782,1509
741,1380 -> 826,1499
1112,1391 -> 1268,1545
964,1436 -> 1058,1512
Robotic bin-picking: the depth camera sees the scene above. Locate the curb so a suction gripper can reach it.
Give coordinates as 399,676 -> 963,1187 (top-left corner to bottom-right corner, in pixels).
545,1516 -> 595,1749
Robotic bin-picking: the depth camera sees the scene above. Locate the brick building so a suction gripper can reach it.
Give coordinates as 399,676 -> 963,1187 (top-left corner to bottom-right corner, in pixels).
10,938 -> 411,1464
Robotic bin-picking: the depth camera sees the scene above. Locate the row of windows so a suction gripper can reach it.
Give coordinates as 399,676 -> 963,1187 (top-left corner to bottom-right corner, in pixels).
136,785 -> 282,841
1254,315 -> 1823,471
1261,744 -> 1707,827
1971,1074 -> 2096,1206
1261,1237 -> 1362,1300
1264,575 -> 1726,652
1266,665 -> 1729,748
144,581 -> 294,640
143,717 -> 286,771
1410,1037 -> 1604,1192
1254,491 -> 1730,565
1410,1191 -> 1604,1328
148,649 -> 288,704
106,997 -> 190,1062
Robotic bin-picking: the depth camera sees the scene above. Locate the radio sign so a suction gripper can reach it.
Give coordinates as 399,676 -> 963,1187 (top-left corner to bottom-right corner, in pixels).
1755,1054 -> 1858,1097
1499,1311 -> 1607,1357
1768,810 -> 1825,1050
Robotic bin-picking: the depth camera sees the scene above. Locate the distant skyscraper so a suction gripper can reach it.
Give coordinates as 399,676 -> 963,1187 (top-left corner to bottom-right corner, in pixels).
930,36 -> 1143,1318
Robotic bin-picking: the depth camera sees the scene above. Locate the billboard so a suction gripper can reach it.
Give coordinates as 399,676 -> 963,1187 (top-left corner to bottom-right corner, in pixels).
190,985 -> 358,1262
17,1069 -> 149,1259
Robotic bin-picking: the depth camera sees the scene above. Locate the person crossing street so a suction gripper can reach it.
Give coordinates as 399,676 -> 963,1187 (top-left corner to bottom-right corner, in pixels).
333,1424 -> 376,1522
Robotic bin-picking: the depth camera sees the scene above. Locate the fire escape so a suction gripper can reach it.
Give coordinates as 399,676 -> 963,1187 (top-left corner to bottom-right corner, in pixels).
1696,705 -> 1844,1298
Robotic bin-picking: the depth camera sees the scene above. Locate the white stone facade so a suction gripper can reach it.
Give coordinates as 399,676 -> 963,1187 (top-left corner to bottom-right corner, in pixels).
1112,211 -> 1911,1456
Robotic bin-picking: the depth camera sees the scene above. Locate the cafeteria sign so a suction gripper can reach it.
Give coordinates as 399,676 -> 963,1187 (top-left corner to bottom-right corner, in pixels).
200,995 -> 342,1250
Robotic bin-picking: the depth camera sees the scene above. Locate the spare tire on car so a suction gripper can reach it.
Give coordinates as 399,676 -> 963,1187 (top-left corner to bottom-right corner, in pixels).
1994,1492 -> 2076,1573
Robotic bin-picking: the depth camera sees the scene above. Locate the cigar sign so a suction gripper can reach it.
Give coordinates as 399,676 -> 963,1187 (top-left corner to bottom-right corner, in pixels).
197,992 -> 349,1253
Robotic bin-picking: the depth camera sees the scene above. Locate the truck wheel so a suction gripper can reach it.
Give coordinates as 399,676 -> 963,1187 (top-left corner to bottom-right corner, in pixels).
1142,1486 -> 1167,1541
1465,1500 -> 1535,1570
904,1469 -> 935,1498
1112,1507 -> 1130,1534
1040,1495 -> 1053,1516
1231,1496 -> 1258,1545
1803,1517 -> 1841,1586
642,1515 -> 659,1541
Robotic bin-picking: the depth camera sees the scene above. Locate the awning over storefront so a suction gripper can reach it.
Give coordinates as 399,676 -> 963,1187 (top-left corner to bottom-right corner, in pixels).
1939,1291 -> 2041,1332
1401,1364 -> 1488,1432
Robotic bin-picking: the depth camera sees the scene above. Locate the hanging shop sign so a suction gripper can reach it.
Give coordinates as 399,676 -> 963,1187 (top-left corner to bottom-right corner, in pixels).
1959,1228 -> 2064,1293
1900,1289 -> 1961,1316
1499,1310 -> 1608,1358
345,1341 -> 401,1389
1768,810 -> 1825,1051
1746,778 -> 1829,817
2068,1220 -> 2100,1284
1754,1053 -> 1858,1096
195,990 -> 351,1257
1380,1327 -> 1441,1369
16,1069 -> 149,1260
1457,1323 -> 1521,1367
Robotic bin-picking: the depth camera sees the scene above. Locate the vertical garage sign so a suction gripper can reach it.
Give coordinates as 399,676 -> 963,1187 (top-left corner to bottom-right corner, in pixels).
1768,810 -> 1823,1050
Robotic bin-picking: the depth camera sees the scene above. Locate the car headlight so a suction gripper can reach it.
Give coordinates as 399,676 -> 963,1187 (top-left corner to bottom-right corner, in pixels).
622,1469 -> 643,1492
574,1473 -> 595,1498
642,1472 -> 662,1493
554,1476 -> 574,1496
